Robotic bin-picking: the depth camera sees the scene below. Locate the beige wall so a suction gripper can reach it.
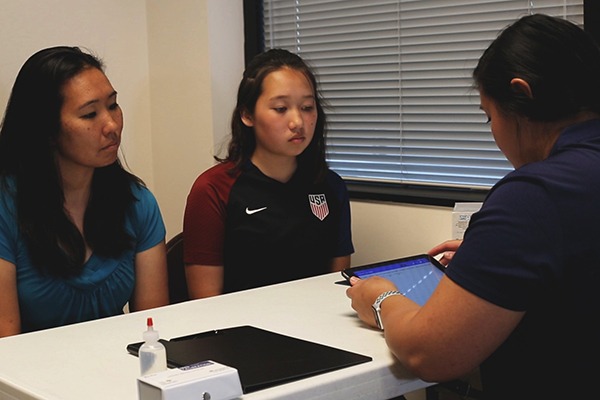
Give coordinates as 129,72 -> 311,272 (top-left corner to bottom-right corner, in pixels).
0,0 -> 454,268
145,0 -> 245,241
0,0 -> 155,187
350,200 -> 452,265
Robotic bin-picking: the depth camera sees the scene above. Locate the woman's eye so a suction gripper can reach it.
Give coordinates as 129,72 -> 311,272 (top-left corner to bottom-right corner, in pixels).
302,105 -> 315,112
486,117 -> 491,124
81,112 -> 97,119
109,102 -> 120,110
273,107 -> 286,113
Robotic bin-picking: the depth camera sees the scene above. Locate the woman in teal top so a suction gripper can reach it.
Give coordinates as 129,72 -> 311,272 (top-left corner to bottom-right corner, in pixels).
0,46 -> 169,336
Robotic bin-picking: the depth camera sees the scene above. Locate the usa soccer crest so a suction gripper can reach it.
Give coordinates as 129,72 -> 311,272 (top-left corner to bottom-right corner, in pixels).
308,194 -> 329,221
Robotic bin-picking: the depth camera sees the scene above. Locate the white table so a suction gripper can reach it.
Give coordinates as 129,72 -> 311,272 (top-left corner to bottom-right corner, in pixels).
0,272 -> 431,400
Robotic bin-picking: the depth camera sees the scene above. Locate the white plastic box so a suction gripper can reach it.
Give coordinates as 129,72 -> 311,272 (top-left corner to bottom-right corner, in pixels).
138,360 -> 243,400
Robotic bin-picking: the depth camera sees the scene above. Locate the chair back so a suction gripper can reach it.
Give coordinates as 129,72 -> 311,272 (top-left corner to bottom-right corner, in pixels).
166,232 -> 189,304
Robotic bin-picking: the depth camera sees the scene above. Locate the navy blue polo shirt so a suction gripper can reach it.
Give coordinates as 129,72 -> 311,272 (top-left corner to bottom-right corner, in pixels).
447,119 -> 600,399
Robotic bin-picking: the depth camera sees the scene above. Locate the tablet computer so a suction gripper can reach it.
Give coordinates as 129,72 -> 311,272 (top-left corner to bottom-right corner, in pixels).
341,254 -> 445,306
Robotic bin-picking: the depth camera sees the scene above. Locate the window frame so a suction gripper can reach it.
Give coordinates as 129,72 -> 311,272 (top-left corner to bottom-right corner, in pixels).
243,0 -> 598,207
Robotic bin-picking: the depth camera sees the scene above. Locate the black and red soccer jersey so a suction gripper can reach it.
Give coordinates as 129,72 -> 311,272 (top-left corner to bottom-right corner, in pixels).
184,161 -> 354,293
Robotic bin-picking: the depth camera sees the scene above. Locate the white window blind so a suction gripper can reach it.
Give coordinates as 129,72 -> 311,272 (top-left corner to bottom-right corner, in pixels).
263,0 -> 584,192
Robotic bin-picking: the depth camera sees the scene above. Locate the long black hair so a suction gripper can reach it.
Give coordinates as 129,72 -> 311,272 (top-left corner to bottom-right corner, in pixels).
0,46 -> 142,277
473,14 -> 600,121
219,48 -> 329,183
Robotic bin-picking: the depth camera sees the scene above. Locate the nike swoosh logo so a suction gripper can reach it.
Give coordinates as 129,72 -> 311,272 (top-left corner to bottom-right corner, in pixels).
245,206 -> 267,215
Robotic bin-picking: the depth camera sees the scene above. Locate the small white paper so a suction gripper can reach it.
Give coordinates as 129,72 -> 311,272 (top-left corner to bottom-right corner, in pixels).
452,202 -> 483,240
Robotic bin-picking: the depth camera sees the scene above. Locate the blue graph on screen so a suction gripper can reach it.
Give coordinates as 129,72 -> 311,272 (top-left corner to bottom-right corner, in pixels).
354,258 -> 443,306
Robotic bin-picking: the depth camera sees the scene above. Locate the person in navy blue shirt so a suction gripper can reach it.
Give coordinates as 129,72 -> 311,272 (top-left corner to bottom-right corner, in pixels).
184,49 -> 354,298
346,14 -> 600,400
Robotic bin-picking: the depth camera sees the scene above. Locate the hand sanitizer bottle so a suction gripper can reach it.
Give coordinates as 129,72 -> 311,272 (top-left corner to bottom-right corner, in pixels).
139,317 -> 167,375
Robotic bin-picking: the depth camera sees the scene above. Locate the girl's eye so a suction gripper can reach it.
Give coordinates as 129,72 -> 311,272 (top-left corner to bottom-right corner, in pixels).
273,107 -> 286,113
486,116 -> 491,124
109,102 -> 120,110
302,105 -> 315,112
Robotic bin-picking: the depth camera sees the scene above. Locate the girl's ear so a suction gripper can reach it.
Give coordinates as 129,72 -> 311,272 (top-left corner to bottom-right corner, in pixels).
510,78 -> 533,99
241,109 -> 254,127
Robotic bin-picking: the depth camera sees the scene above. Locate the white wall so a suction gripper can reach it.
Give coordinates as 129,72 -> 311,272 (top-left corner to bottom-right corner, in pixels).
0,0 -> 454,267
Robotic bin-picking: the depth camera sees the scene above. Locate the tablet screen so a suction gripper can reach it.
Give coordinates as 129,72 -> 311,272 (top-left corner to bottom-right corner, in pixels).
342,254 -> 445,306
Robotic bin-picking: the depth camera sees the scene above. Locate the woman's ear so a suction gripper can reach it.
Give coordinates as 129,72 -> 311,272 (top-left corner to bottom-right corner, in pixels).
510,78 -> 533,99
241,109 -> 254,127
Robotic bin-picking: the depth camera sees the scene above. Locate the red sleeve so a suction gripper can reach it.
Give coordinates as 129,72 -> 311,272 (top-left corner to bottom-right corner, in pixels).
183,163 -> 237,265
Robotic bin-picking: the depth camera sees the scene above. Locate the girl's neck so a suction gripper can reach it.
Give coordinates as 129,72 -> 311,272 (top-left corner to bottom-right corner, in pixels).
251,152 -> 297,183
